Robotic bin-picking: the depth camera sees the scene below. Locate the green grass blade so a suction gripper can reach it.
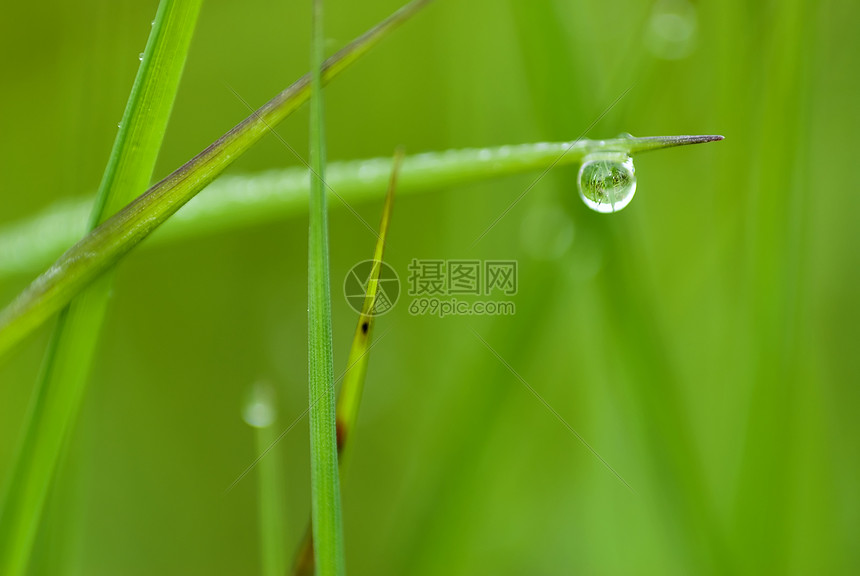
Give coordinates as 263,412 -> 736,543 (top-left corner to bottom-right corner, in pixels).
306,1 -> 345,575
90,0 -> 203,228
335,149 -> 403,455
0,2 -> 202,574
0,136 -> 722,280
293,149 -> 403,576
733,1 -> 815,571
0,0 -> 434,362
243,382 -> 288,576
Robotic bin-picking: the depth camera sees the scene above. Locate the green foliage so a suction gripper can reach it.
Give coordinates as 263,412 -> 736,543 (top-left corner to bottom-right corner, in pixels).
0,2 -> 202,574
1,0 -> 857,575
0,0 -> 433,361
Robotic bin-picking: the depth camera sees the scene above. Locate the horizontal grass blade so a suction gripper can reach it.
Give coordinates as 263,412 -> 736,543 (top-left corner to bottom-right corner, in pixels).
0,135 -> 723,281
0,0 -> 435,362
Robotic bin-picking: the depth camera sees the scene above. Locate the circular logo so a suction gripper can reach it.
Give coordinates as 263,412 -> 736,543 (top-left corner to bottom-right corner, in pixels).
343,260 -> 400,316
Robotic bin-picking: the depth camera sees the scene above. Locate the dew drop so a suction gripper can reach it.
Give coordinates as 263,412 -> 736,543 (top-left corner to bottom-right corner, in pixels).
242,381 -> 277,428
117,121 -> 122,128
138,52 -> 144,61
577,153 -> 637,213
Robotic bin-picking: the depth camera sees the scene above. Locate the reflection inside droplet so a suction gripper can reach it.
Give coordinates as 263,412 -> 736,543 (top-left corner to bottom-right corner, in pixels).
577,153 -> 637,213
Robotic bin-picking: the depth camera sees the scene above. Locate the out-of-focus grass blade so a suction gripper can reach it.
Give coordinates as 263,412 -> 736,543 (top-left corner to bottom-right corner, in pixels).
242,382 -> 288,576
0,0 -> 435,362
306,0 -> 345,574
293,149 -> 403,576
733,0 -> 816,572
0,2 -> 202,575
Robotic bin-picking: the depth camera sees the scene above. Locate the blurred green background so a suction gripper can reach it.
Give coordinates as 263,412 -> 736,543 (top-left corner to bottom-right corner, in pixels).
1,0 -> 858,574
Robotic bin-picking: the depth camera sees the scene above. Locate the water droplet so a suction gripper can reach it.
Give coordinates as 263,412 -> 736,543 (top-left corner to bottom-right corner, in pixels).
117,121 -> 122,128
242,381 -> 277,428
138,52 -> 144,61
646,0 -> 698,60
151,19 -> 155,26
577,153 -> 636,213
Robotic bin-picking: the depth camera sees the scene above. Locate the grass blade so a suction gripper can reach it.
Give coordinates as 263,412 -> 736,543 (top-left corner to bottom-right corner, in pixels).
0,2 -> 202,574
293,149 -> 403,576
0,0 -> 435,362
242,382 -> 289,576
0,136 -> 722,280
306,1 -> 345,575
335,149 -> 403,457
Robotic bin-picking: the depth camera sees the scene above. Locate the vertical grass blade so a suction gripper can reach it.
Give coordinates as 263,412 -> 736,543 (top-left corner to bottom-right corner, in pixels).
306,1 -> 345,575
293,150 -> 403,576
0,2 -> 202,575
243,382 -> 288,576
733,1 -> 816,572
